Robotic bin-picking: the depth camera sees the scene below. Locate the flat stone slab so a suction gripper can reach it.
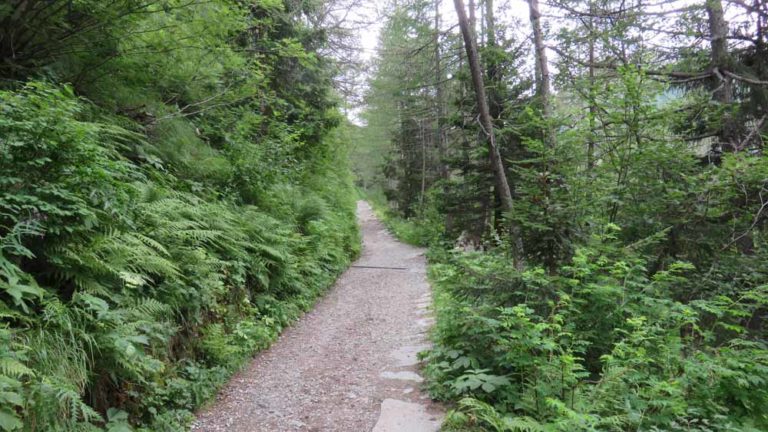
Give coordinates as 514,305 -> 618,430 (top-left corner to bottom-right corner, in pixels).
372,399 -> 442,432
379,371 -> 424,382
391,344 -> 432,367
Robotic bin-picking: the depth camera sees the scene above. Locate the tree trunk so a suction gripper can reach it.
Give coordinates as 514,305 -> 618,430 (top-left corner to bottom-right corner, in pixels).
528,0 -> 556,149
707,0 -> 731,103
485,0 -> 501,119
587,2 -> 596,170
706,0 -> 736,150
485,0 -> 495,47
453,0 -> 525,268
469,0 -> 476,40
484,0 -> 506,234
434,0 -> 448,180
420,119 -> 427,209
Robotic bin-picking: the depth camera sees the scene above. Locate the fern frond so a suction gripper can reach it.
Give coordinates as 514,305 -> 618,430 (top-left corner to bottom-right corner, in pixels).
129,297 -> 170,318
134,233 -> 171,257
457,398 -> 546,432
0,358 -> 34,378
502,417 -> 546,432
54,385 -> 102,424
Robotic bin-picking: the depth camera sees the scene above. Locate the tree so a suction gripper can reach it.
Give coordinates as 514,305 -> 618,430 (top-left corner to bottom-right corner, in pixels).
452,0 -> 524,267
434,0 -> 448,181
527,0 -> 556,149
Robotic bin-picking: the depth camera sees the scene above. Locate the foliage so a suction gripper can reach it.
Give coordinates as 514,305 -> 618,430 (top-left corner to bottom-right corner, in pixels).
359,1 -> 768,430
425,238 -> 768,431
367,194 -> 442,247
0,1 -> 359,430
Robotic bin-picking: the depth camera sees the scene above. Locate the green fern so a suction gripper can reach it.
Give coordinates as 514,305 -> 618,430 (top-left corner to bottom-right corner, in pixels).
0,358 -> 33,379
454,398 -> 546,432
33,382 -> 105,427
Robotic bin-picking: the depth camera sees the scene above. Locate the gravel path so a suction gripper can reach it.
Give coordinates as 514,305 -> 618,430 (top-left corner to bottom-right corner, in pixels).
191,201 -> 444,432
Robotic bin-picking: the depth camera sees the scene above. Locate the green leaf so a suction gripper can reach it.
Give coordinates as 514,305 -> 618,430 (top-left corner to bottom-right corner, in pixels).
0,392 -> 22,407
481,382 -> 496,393
0,410 -> 22,431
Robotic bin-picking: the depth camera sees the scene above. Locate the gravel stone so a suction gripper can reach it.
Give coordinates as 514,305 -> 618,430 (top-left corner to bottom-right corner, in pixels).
191,201 -> 444,431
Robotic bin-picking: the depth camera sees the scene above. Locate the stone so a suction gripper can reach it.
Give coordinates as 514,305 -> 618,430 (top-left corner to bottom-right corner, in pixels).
372,399 -> 442,432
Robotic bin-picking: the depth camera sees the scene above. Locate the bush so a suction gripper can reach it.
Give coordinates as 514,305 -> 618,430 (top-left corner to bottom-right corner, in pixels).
424,233 -> 768,431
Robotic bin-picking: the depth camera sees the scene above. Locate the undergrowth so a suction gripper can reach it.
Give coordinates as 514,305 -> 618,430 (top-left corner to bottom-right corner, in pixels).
0,82 -> 359,432
423,237 -> 768,431
0,1 -> 360,430
364,193 -> 441,247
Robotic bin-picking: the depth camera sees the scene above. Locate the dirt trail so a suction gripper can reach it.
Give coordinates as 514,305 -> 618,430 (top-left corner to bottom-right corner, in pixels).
191,201 -> 444,432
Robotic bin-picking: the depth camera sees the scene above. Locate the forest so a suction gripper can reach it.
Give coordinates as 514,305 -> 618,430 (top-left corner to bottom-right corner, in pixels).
352,0 -> 768,430
1,0 -> 767,431
0,1 -> 361,430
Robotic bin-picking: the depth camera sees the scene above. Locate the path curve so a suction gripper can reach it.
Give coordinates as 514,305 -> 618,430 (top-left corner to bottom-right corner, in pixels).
191,201 -> 443,431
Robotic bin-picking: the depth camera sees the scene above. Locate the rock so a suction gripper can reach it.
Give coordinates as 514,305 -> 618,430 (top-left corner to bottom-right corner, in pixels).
372,399 -> 442,432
